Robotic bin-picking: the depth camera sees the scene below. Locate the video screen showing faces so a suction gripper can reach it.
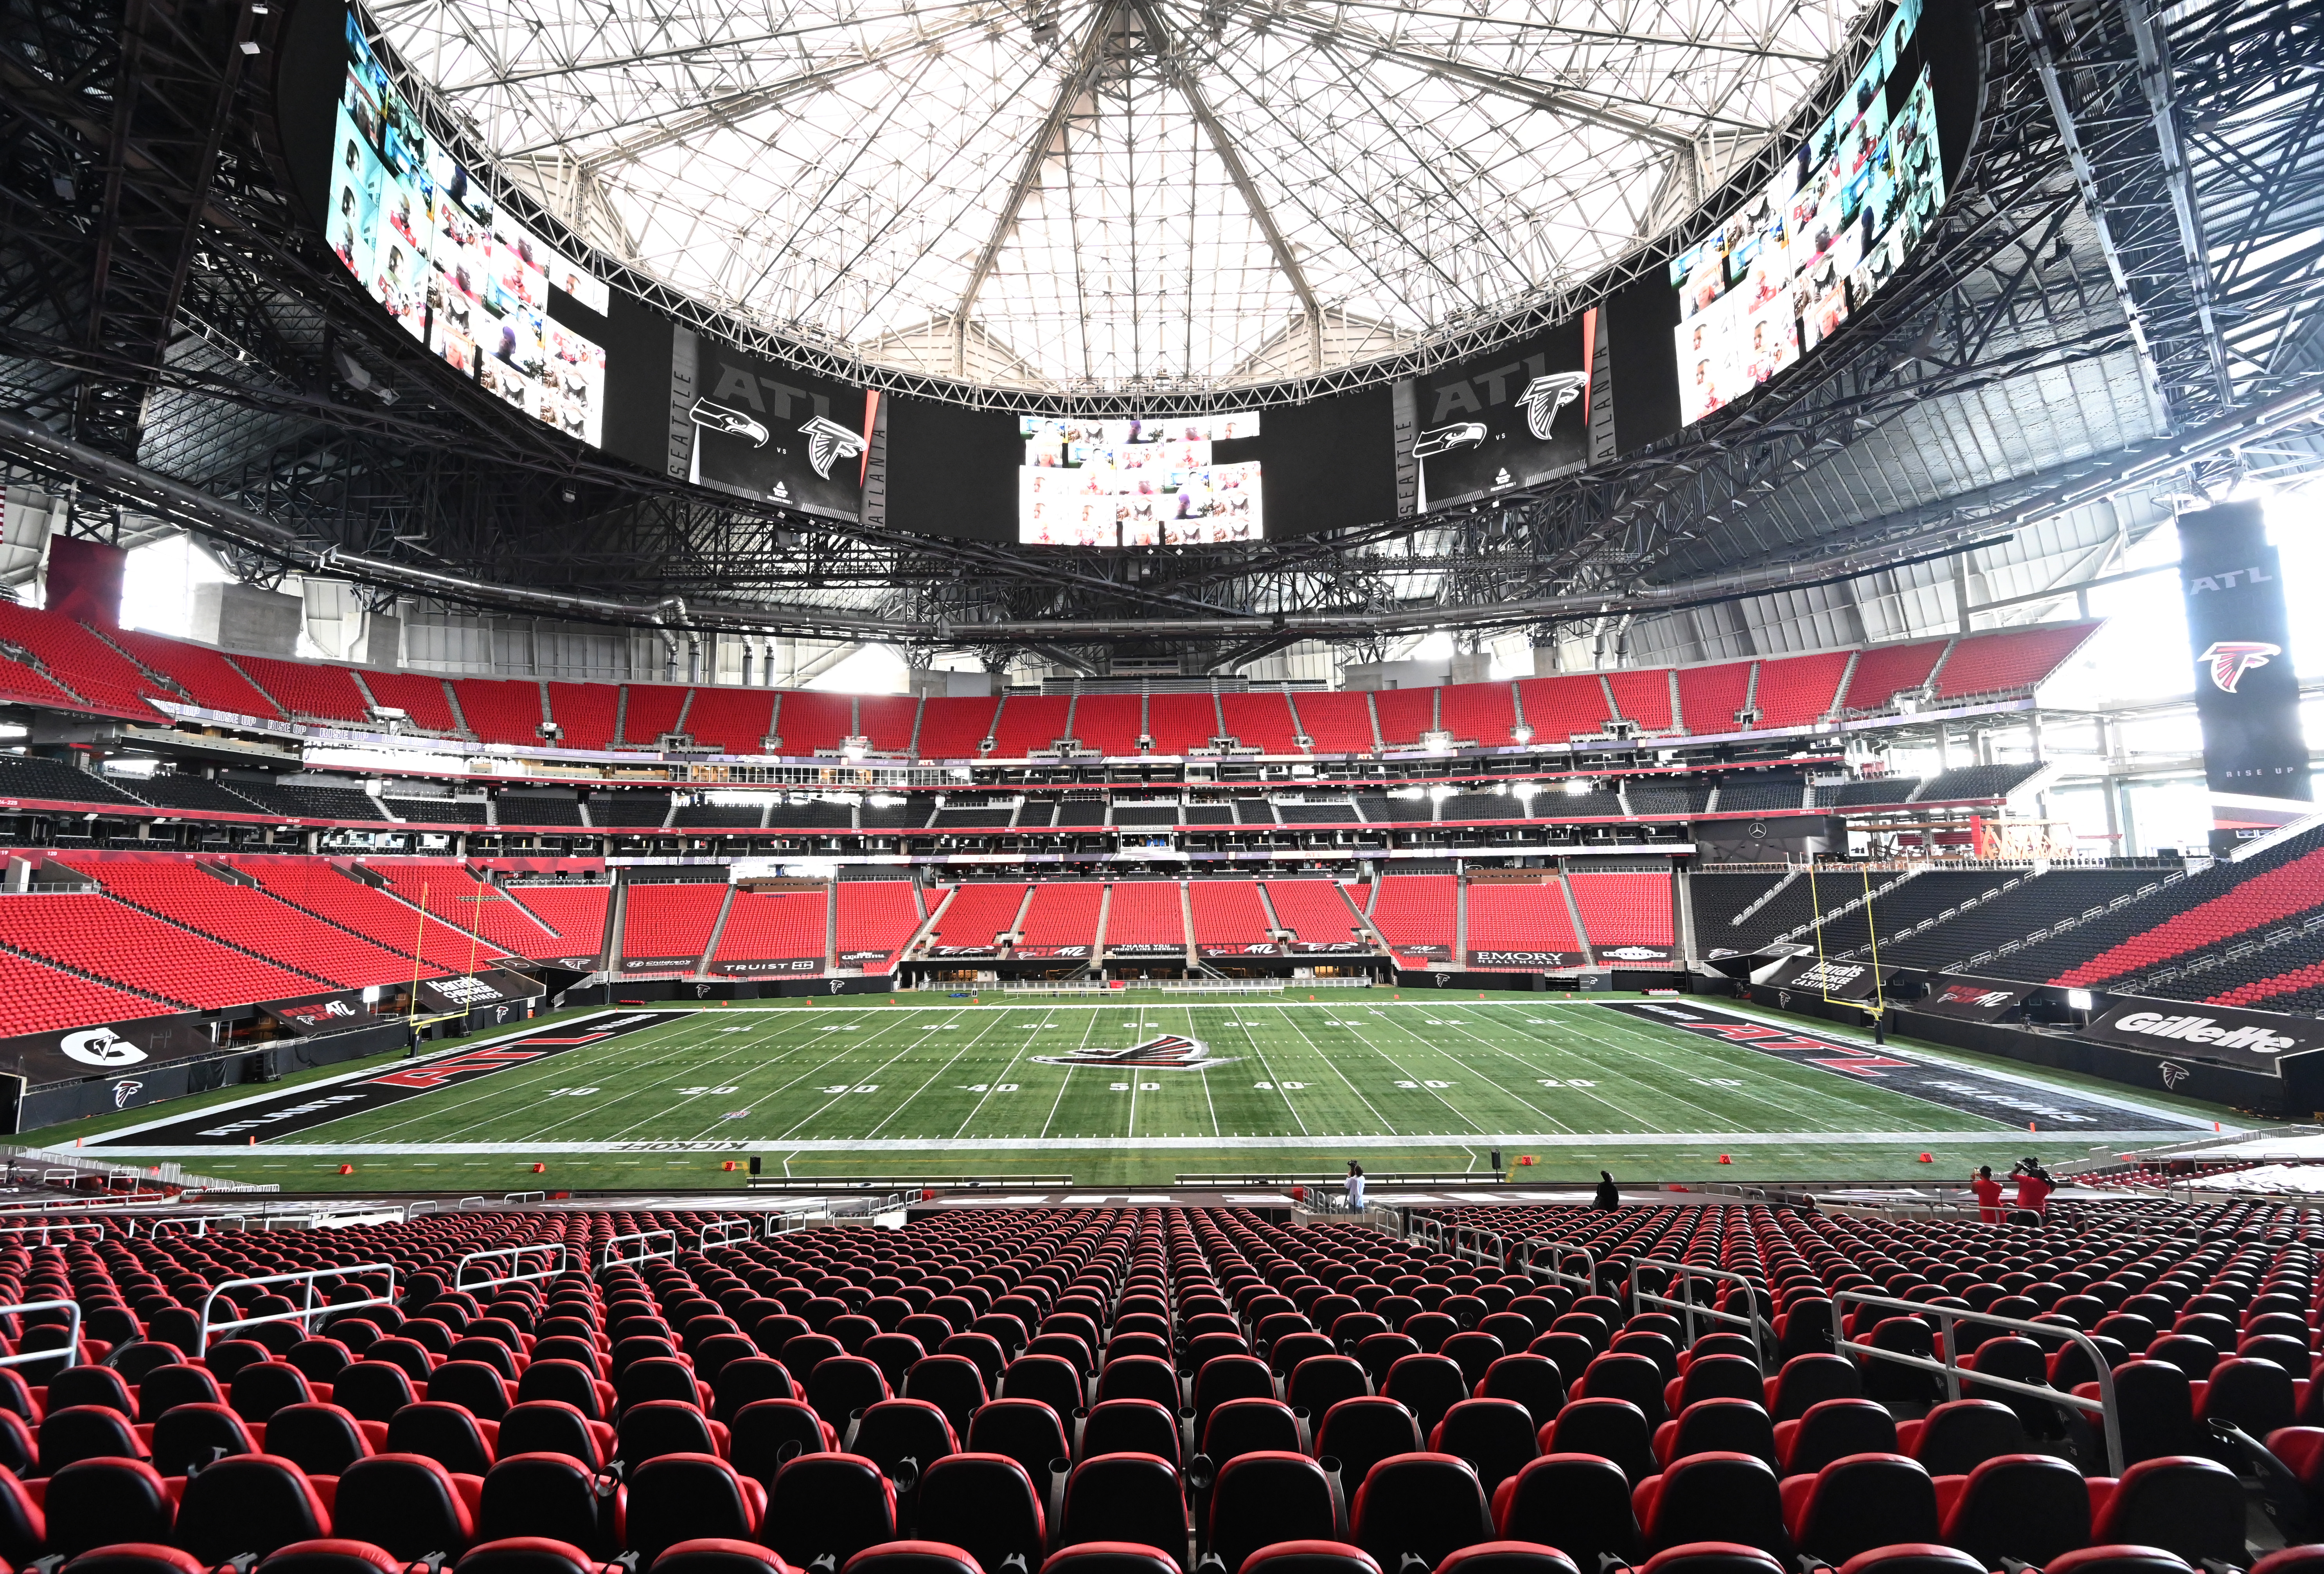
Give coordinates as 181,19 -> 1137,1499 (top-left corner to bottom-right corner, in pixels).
329,12 -> 613,447
1669,0 -> 1943,425
1017,412 -> 1263,546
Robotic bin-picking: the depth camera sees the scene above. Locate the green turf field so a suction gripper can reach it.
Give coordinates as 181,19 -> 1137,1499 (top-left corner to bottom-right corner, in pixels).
48,993 -> 2256,1192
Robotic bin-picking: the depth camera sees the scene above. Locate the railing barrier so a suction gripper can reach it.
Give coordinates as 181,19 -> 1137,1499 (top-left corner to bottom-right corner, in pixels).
1628,1258 -> 1777,1359
1450,1225 -> 1507,1271
196,1263 -> 398,1356
0,1300 -> 83,1373
697,1218 -> 757,1249
0,1221 -> 108,1246
600,1228 -> 678,1268
1519,1239 -> 1597,1294
1830,1289 -> 2123,1475
454,1243 -> 570,1294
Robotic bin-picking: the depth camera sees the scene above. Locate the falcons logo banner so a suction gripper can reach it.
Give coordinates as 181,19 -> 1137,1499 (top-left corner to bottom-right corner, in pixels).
2201,641 -> 2280,694
800,415 -> 869,480
1030,1034 -> 1236,1070
1517,371 -> 1588,440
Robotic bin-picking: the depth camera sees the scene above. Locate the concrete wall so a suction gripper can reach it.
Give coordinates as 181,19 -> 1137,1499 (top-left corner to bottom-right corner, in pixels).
191,581 -> 303,655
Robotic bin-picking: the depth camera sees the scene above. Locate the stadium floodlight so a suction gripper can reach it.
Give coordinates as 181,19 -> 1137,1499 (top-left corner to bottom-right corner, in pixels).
1564,778 -> 1592,794
1429,785 -> 1453,801
1391,786 -> 1427,800
2066,989 -> 2094,1012
1512,782 -> 1538,800
1511,724 -> 1534,743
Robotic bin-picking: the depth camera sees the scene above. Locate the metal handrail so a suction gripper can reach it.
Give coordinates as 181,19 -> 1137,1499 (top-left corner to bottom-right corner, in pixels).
698,1218 -> 756,1249
600,1229 -> 677,1268
1830,1289 -> 2123,1475
1519,1239 -> 1597,1294
1628,1258 -> 1776,1357
1407,1216 -> 1447,1253
0,1221 -> 106,1245
455,1243 -> 570,1294
0,1300 -> 83,1372
1451,1226 -> 1508,1270
196,1263 -> 398,1356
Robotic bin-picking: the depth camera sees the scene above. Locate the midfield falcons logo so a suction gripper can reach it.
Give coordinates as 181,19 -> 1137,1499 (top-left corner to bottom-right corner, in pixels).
800,416 -> 868,480
1030,1033 -> 1235,1070
2201,641 -> 2281,694
1517,371 -> 1588,440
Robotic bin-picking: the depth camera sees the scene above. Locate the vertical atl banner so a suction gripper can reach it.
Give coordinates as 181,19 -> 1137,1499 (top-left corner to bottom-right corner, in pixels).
2178,500 -> 2310,854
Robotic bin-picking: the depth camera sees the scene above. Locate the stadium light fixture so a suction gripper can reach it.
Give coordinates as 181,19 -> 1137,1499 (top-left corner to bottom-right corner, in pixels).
2066,988 -> 2094,1012
1512,782 -> 1537,800
1563,778 -> 1591,794
1511,724 -> 1534,743
1429,785 -> 1453,801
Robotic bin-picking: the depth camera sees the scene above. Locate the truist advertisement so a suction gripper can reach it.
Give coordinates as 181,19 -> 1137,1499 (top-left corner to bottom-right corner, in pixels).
2179,500 -> 2311,853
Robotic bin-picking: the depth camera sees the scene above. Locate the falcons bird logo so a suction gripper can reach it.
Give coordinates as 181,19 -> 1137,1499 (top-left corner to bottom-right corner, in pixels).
1517,371 -> 1588,440
2201,640 -> 2281,694
1030,1033 -> 1235,1070
800,416 -> 868,480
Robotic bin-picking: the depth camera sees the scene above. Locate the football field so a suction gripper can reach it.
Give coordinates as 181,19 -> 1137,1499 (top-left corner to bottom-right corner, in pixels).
59,993 -> 2246,1192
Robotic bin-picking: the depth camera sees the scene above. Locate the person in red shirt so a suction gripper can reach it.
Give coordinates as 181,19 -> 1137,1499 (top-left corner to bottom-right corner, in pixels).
2010,1157 -> 2054,1218
1970,1165 -> 2004,1224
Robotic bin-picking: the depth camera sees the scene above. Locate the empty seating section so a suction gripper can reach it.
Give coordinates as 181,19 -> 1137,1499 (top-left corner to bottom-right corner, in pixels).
1465,881 -> 1581,957
685,689 -> 778,753
1439,683 -> 1516,746
386,797 -> 488,825
1019,882 -> 1104,954
1294,691 -> 1378,752
1147,694 -> 1219,755
915,697 -> 1000,758
0,889 -> 321,1007
1674,661 -> 1754,733
0,654 -> 77,709
1933,622 -> 2096,701
0,753 -> 146,806
108,629 -> 283,716
500,794 -> 588,827
1516,676 -> 1611,741
836,880 -> 922,967
453,680 -> 546,746
0,602 -> 169,715
132,773 -> 269,814
228,782 -> 388,821
67,855 -> 423,988
1104,881 -> 1186,952
1843,640 -> 1949,711
544,682 -> 620,751
1221,692 -> 1300,752
990,696 -> 1072,758
769,691 -> 848,755
0,1194 -> 2300,1574
1264,880 -> 1363,948
1567,871 -> 1673,949
1918,763 -> 2040,801
1871,868 -> 2155,972
1371,689 -> 1436,748
362,673 -> 460,733
620,883 -> 727,967
929,884 -> 1029,951
231,857 -> 480,972
620,685 -> 691,745
504,883 -> 612,959
1372,874 -> 1457,953
1749,654 -> 1847,726
858,695 -> 920,754
0,946 -> 171,1034
712,889 -> 827,969
232,655 -> 372,723
2058,849 -> 2324,986
374,862 -> 548,956
1190,881 -> 1270,951
1605,671 -> 1673,730
1071,695 -> 1145,756
1713,774 -> 1807,813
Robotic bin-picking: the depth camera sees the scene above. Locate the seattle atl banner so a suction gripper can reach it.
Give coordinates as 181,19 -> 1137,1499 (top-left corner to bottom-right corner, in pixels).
2179,500 -> 2310,854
